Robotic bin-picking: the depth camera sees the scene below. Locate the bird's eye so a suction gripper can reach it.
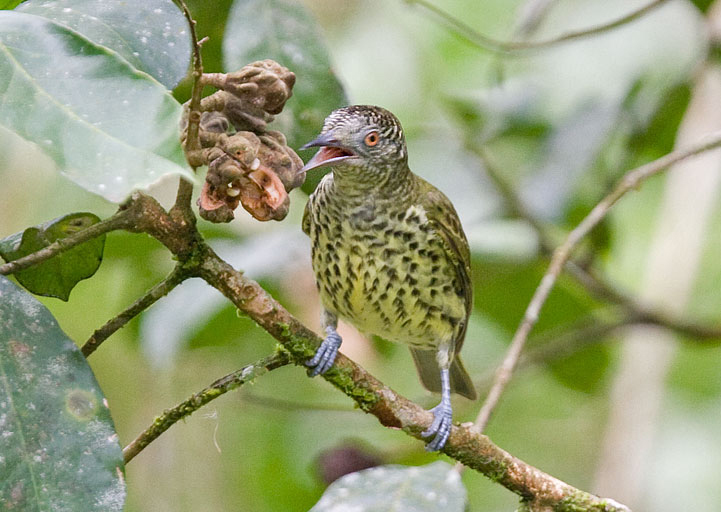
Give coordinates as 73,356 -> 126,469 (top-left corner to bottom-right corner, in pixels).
364,131 -> 379,147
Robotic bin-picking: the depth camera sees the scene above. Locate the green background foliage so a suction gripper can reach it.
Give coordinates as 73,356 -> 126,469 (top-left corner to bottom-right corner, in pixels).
2,0 -> 721,511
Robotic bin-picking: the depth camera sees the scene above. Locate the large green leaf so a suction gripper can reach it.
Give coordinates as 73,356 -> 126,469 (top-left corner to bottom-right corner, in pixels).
0,213 -> 106,301
310,462 -> 466,512
17,0 -> 191,89
0,10 -> 193,203
0,275 -> 125,510
223,0 -> 347,153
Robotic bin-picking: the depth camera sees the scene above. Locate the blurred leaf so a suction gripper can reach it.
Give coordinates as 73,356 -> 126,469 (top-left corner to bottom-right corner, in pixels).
547,343 -> 611,394
0,10 -> 192,202
473,259 -> 596,335
0,275 -> 125,510
518,100 -> 618,222
17,0 -> 192,89
690,0 -> 714,13
0,0 -> 22,9
315,443 -> 383,485
310,462 -> 466,512
223,0 -> 347,155
627,82 -> 692,160
0,213 -> 105,301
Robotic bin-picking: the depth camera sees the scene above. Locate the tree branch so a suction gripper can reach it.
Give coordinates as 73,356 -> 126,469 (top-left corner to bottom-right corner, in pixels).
122,350 -> 291,463
81,265 -> 189,357
172,0 -> 205,216
0,211 -> 132,276
473,130 -> 721,433
405,0 -> 669,53
191,242 -> 629,510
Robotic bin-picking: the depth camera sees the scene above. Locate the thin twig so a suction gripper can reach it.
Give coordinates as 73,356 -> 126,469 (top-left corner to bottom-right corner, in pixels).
478,148 -> 721,344
0,211 -> 131,276
123,351 -> 291,464
405,0 -> 669,53
173,0 -> 205,213
81,265 -> 189,357
473,130 -> 721,433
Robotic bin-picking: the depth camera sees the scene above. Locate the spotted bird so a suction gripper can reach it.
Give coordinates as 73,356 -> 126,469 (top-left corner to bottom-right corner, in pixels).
300,105 -> 477,451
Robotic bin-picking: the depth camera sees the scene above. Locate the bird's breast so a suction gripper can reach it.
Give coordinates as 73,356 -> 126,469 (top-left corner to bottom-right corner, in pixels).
308,195 -> 466,348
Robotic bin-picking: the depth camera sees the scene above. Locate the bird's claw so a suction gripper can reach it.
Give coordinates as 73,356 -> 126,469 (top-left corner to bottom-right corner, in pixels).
306,327 -> 342,376
422,400 -> 453,452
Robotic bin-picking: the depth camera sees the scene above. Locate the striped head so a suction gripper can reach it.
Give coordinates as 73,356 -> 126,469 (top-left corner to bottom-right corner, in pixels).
301,105 -> 408,176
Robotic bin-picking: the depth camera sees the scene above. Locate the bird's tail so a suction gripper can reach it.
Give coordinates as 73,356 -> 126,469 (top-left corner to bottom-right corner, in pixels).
410,348 -> 477,400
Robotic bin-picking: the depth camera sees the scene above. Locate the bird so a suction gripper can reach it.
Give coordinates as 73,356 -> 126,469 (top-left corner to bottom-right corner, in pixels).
300,105 -> 477,452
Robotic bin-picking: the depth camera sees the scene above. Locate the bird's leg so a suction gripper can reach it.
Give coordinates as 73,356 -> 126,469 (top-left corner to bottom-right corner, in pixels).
422,366 -> 453,452
306,310 -> 342,376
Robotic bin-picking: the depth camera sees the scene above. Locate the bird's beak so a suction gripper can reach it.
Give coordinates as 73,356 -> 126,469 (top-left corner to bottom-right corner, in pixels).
300,132 -> 356,173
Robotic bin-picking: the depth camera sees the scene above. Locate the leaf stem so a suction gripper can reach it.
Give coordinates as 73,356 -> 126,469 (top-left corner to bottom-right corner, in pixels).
173,0 -> 205,213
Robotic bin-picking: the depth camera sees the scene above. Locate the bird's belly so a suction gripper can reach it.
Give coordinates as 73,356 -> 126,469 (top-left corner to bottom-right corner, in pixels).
312,218 -> 464,349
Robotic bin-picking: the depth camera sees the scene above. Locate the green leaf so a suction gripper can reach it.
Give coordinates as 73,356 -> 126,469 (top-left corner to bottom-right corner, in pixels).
223,0 -> 347,153
0,10 -> 193,203
0,0 -> 23,9
17,0 -> 192,89
309,462 -> 467,512
0,213 -> 106,301
0,275 -> 125,510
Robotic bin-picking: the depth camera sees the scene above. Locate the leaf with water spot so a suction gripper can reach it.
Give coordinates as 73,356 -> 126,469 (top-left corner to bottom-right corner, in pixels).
309,461 -> 467,512
0,275 -> 125,510
0,8 -> 193,203
16,0 -> 192,89
0,212 -> 106,301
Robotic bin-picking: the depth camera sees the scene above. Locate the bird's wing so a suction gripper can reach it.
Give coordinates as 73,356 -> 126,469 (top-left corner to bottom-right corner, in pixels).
418,181 -> 472,351
301,196 -> 312,236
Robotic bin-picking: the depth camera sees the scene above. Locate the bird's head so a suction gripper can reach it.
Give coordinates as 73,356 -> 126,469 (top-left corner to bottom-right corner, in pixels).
300,105 -> 408,176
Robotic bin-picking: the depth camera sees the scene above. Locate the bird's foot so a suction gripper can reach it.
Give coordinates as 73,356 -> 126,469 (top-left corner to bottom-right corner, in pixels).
306,326 -> 342,376
422,399 -> 453,452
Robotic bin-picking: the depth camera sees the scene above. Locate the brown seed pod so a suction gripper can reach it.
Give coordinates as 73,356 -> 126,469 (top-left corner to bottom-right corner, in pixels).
197,131 -> 304,223
188,59 -> 305,223
200,60 -> 296,133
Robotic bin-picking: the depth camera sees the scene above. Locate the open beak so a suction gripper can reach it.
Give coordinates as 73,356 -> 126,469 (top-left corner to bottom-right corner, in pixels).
300,132 -> 356,173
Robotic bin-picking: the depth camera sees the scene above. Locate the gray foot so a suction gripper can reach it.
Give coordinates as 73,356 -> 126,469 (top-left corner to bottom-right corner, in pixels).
422,398 -> 452,452
306,326 -> 342,376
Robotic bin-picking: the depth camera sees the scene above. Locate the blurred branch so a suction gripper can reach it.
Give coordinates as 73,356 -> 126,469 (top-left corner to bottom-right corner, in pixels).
404,0 -> 669,53
123,351 -> 291,463
240,392 -> 355,412
478,148 -> 721,343
81,265 -> 189,357
473,130 -> 721,433
513,0 -> 559,39
0,211 -> 132,276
